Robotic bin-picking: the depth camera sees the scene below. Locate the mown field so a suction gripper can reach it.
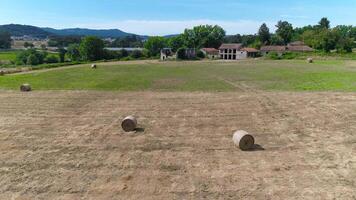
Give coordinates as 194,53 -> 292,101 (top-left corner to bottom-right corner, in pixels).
1,60 -> 356,92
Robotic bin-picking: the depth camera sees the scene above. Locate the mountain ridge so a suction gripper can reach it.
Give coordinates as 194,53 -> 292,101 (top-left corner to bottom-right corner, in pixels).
0,24 -> 153,39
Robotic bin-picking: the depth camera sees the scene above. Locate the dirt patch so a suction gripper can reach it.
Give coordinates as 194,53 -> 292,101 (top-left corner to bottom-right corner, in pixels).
0,91 -> 355,199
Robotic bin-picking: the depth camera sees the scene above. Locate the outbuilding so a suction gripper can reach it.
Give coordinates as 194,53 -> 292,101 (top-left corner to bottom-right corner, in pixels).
201,48 -> 220,59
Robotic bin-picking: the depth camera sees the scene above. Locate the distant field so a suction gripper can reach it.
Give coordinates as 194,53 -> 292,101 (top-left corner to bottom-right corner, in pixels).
0,60 -> 356,92
0,51 -> 18,62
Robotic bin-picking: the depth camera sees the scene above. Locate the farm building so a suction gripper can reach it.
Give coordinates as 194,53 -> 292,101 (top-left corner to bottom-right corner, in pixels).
160,48 -> 175,60
241,48 -> 259,58
261,42 -> 314,56
260,46 -> 287,56
201,48 -> 220,59
185,48 -> 196,59
219,44 -> 258,60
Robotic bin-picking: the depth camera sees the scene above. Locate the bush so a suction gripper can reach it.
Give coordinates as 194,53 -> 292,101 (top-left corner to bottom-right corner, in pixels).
45,55 -> 59,63
177,48 -> 187,60
26,54 -> 39,65
16,49 -> 48,66
103,49 -> 117,60
120,49 -> 129,58
266,52 -> 281,60
281,52 -> 298,59
131,50 -> 143,59
121,56 -> 134,61
196,50 -> 205,59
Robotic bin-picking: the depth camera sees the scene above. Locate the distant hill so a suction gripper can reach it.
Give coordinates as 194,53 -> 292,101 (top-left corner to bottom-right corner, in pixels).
0,24 -> 174,39
42,27 -> 136,38
0,24 -> 52,38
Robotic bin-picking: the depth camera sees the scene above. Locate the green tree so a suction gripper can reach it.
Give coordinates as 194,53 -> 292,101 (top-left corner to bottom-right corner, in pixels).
276,21 -> 294,44
131,50 -> 143,59
258,23 -> 271,45
24,42 -> 34,49
45,55 -> 59,63
58,47 -> 67,63
79,36 -> 104,61
302,29 -> 338,52
176,48 -> 187,60
167,35 -> 184,52
182,25 -> 225,49
270,35 -> 284,45
196,50 -> 205,59
319,17 -> 330,29
120,49 -> 129,58
0,31 -> 11,49
67,44 -> 81,61
26,54 -> 39,65
144,36 -> 167,57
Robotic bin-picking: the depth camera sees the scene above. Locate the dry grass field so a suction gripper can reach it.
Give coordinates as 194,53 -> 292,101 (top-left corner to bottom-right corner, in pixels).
0,90 -> 355,199
1,60 -> 356,199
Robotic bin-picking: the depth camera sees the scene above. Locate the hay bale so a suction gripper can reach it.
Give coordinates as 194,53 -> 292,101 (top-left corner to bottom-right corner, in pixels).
307,57 -> 313,63
91,64 -> 97,69
233,130 -> 255,151
121,116 -> 137,132
20,84 -> 32,92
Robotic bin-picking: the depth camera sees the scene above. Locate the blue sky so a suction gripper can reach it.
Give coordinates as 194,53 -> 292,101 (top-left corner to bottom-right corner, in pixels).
0,0 -> 355,35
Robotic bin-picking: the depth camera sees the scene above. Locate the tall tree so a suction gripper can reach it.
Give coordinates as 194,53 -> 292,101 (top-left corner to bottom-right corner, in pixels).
79,36 -> 104,61
0,31 -> 11,49
167,35 -> 184,52
275,21 -> 294,44
319,17 -> 330,29
182,25 -> 225,49
144,36 -> 167,57
258,23 -> 271,45
67,44 -> 81,61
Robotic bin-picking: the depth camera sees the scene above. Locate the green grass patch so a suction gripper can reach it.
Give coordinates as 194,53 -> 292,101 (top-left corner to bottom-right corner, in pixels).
0,51 -> 18,62
0,60 -> 355,92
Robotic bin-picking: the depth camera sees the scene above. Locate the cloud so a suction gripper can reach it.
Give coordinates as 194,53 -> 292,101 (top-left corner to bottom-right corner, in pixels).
75,19 -> 276,36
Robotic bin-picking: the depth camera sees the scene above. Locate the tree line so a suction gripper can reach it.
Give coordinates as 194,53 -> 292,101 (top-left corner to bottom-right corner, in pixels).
144,17 -> 356,57
2,17 -> 356,65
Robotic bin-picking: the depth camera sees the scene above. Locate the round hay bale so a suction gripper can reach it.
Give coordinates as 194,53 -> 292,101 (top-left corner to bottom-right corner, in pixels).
121,116 -> 137,132
233,130 -> 255,151
20,84 -> 32,92
91,64 -> 97,69
307,57 -> 313,63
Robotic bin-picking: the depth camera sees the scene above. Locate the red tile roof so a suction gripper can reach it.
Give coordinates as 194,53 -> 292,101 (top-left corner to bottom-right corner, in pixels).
288,41 -> 306,46
260,46 -> 286,52
201,48 -> 219,54
287,45 -> 314,52
241,48 -> 259,53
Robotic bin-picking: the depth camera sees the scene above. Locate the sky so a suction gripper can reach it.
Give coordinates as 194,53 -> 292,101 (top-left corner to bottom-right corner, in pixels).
0,0 -> 355,36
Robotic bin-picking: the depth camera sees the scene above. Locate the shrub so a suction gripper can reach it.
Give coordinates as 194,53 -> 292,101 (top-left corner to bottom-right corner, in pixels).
266,52 -> 281,60
120,49 -> 129,58
45,55 -> 59,63
177,48 -> 187,60
196,50 -> 205,59
26,54 -> 39,65
131,50 -> 143,59
282,52 -> 298,59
